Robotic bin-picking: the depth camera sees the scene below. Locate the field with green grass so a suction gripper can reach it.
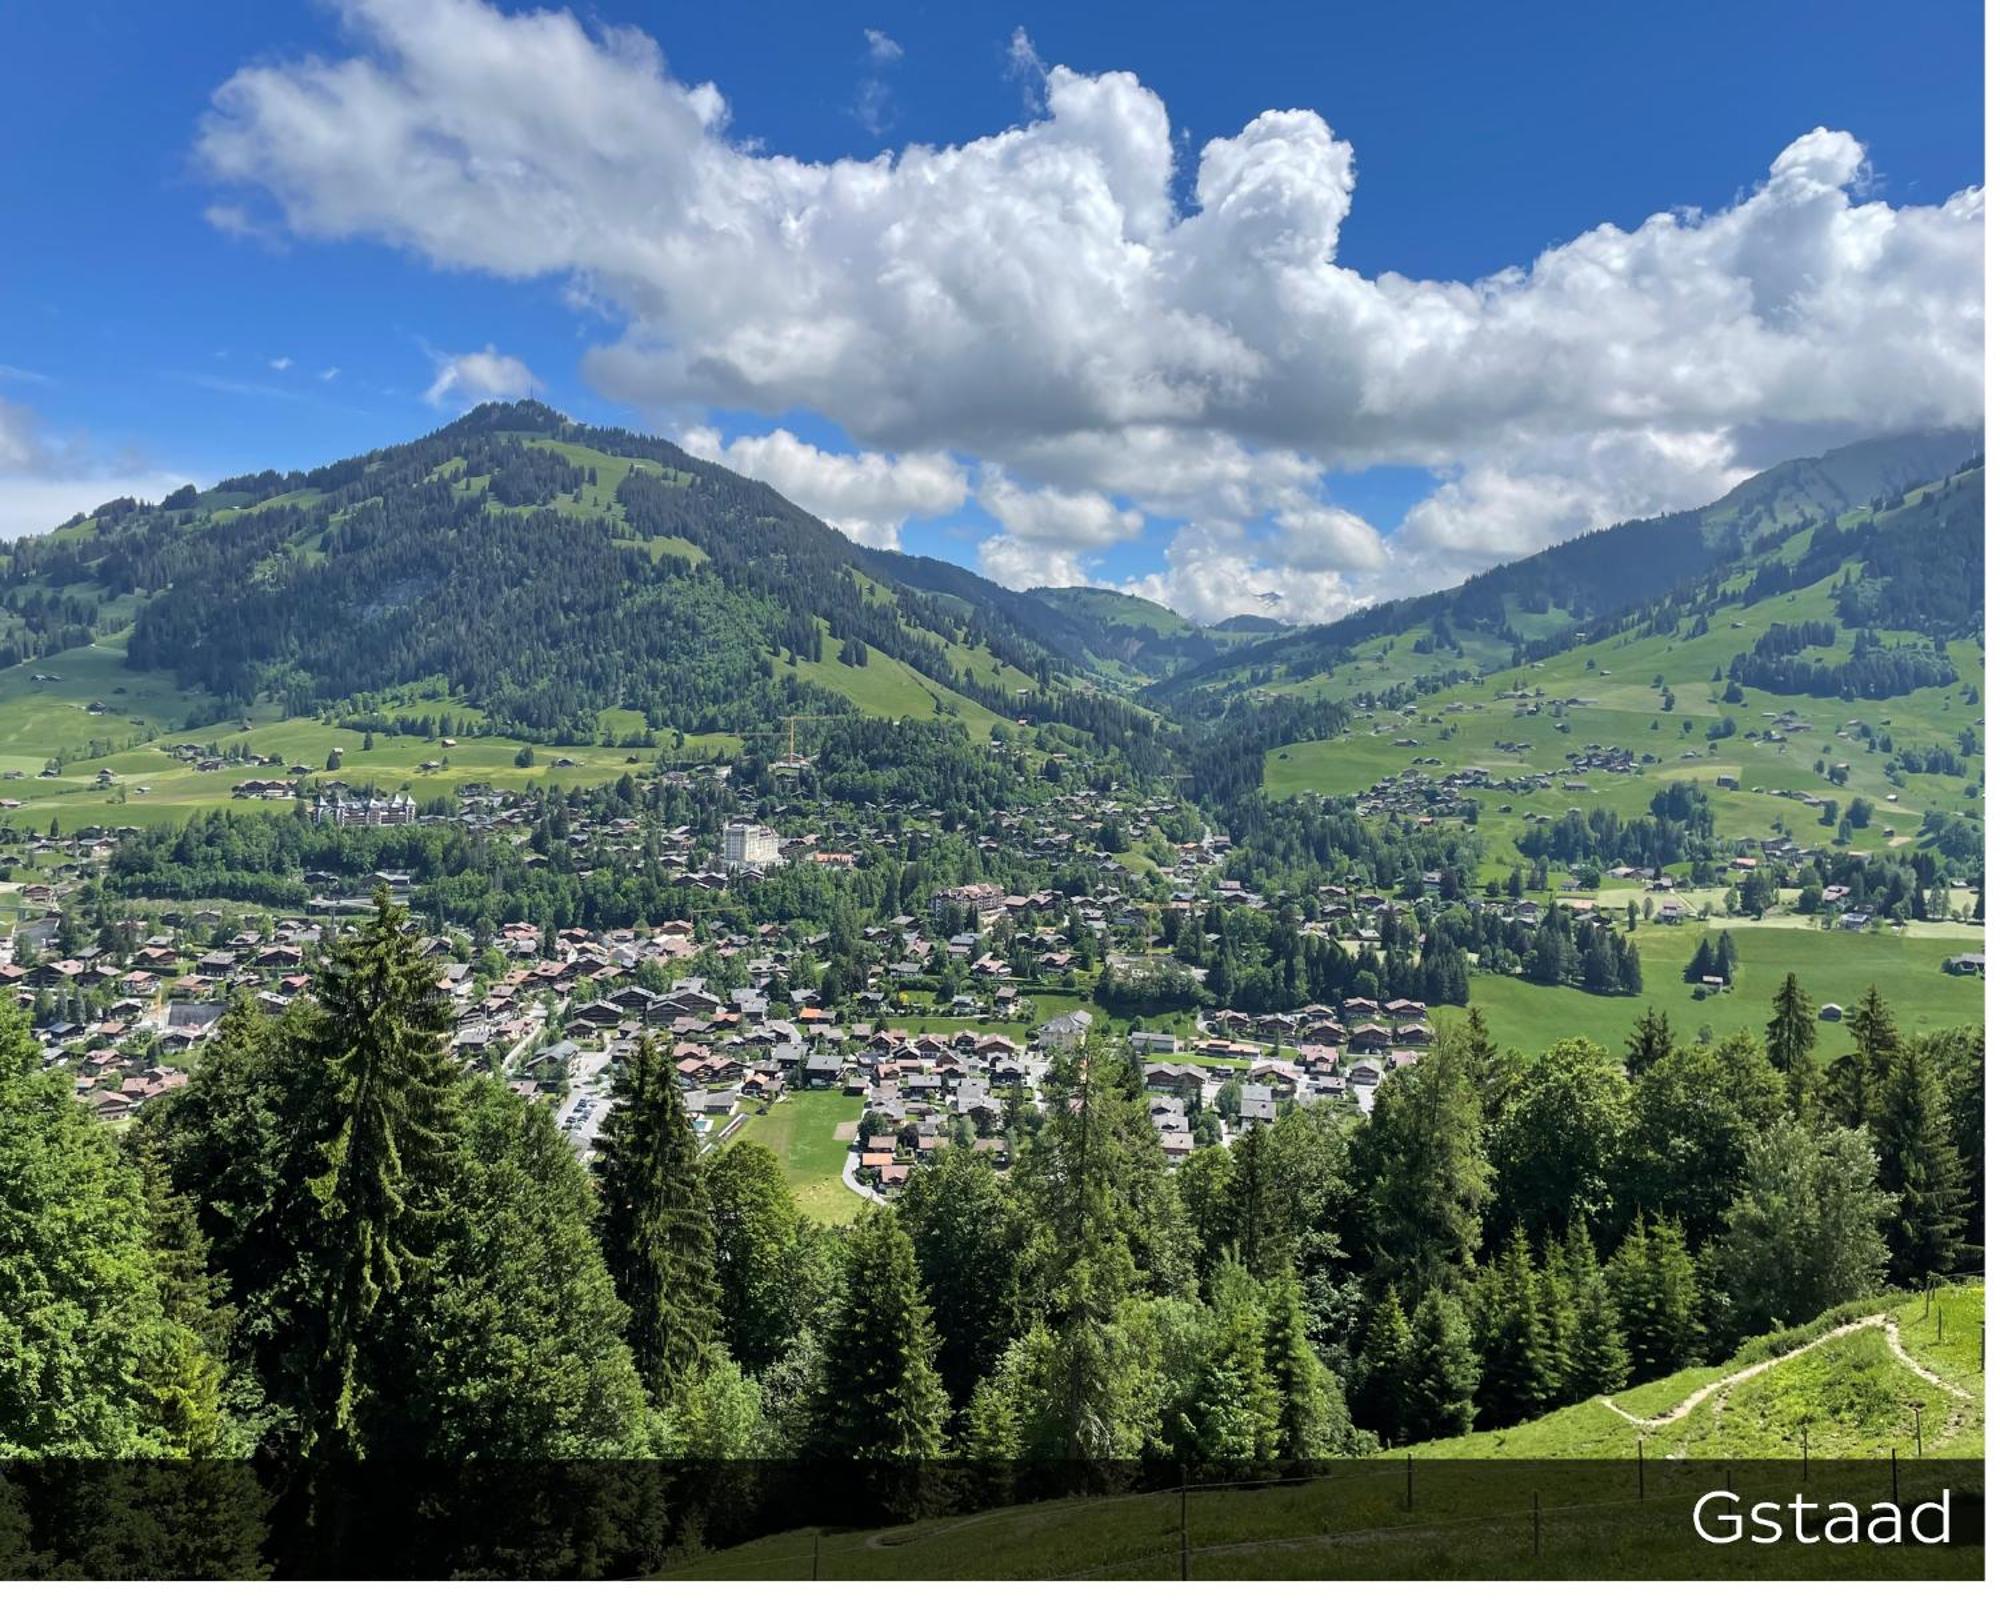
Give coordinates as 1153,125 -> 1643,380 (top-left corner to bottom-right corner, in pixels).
771,629 -> 1007,742
723,1087 -> 867,1225
1,708 -> 648,831
1447,921 -> 1982,1057
0,642 -> 214,775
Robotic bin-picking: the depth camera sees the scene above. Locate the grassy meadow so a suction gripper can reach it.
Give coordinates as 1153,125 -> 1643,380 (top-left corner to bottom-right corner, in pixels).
724,1087 -> 869,1225
1446,921 -> 1982,1057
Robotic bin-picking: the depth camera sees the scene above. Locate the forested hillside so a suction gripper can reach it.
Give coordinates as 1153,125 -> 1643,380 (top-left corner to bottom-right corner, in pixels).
0,403 -> 1153,757
1155,428 -> 1981,708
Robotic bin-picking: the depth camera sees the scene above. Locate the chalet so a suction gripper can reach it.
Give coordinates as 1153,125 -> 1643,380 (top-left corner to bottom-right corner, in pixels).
1036,1009 -> 1093,1052
1237,1084 -> 1277,1125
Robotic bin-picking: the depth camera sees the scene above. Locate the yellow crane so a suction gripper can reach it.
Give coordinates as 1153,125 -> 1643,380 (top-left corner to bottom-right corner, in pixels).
733,712 -> 851,766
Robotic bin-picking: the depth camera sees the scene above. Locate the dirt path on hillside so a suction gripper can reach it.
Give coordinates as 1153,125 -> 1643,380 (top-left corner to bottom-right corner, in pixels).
1596,1312 -> 1966,1429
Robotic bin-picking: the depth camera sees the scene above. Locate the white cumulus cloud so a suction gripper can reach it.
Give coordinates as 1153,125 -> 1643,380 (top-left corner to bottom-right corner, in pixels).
680,425 -> 966,550
423,343 -> 541,409
196,0 -> 1983,620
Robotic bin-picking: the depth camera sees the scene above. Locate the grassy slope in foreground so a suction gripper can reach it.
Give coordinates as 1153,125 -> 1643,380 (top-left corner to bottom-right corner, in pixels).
1410,1283 -> 1982,1459
668,1286 -> 1981,1581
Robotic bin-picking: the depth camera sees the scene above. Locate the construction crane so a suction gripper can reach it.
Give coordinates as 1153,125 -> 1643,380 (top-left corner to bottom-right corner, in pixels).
732,712 -> 851,767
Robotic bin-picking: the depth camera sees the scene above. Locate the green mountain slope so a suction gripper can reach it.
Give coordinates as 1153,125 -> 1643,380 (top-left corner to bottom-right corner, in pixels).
1159,427 -> 1981,706
0,403 -> 1148,756
1264,461 -> 1984,875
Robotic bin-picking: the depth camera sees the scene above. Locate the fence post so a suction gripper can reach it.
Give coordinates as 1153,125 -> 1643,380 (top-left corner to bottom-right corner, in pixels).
1406,1451 -> 1414,1512
1914,1404 -> 1924,1458
1637,1436 -> 1645,1500
1800,1425 -> 1809,1482
1180,1467 -> 1190,1582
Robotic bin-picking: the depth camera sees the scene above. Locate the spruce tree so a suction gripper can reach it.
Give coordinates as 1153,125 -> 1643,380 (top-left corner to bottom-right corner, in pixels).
594,1035 -> 721,1407
1563,1221 -> 1629,1397
1764,972 -> 1817,1102
1354,1290 -> 1414,1443
1227,1119 -> 1286,1279
805,1210 -> 949,1458
1360,1021 -> 1492,1291
1871,1045 -> 1969,1284
1829,986 -> 1899,1127
1404,1288 -> 1479,1442
1263,1266 -> 1354,1457
423,1083 -> 649,1456
1683,936 -> 1715,984
1474,1227 -> 1554,1425
1606,1216 -> 1702,1380
1175,1261 -> 1280,1461
897,1144 -> 1019,1409
1624,1007 -> 1675,1075
306,888 -> 462,1454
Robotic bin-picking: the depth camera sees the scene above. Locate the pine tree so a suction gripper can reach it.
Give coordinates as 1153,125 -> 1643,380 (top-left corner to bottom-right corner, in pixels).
1624,1008 -> 1675,1076
1871,1045 -> 1969,1284
805,1210 -> 949,1458
1765,972 -> 1820,1112
1606,1215 -> 1702,1379
1563,1221 -> 1629,1397
1354,1290 -> 1414,1443
1262,1266 -> 1355,1457
306,887 -> 462,1454
1404,1288 -> 1479,1441
593,1035 -> 721,1407
1474,1227 -> 1555,1425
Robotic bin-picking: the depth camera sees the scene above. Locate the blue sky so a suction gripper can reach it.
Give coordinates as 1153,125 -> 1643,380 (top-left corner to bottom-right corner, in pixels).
0,0 -> 1983,619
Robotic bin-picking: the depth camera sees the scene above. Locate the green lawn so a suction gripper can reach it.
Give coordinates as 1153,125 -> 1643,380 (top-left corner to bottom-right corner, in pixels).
724,1087 -> 867,1226
1447,922 -> 1982,1058
0,642 -> 212,779
4,709 -> 647,829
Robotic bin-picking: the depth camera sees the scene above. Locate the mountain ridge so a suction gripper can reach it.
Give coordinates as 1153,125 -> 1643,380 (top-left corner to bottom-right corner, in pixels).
2,407 -> 1979,760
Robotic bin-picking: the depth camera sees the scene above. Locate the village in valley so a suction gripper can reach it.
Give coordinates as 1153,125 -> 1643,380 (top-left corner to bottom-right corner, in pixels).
3,685 -> 1977,1226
